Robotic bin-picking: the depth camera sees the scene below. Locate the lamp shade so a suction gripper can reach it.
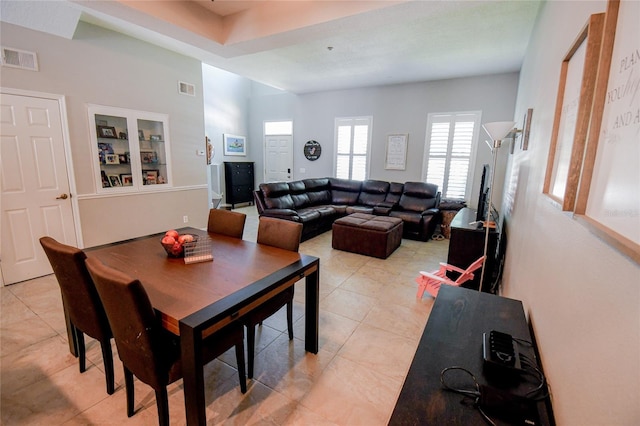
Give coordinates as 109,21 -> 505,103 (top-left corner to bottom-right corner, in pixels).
482,121 -> 516,141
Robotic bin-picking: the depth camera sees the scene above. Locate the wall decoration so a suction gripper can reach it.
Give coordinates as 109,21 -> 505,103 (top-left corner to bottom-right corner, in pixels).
575,0 -> 639,264
223,134 -> 246,156
543,13 -> 605,211
521,108 -> 533,151
304,140 -> 322,161
206,136 -> 213,165
385,134 -> 408,170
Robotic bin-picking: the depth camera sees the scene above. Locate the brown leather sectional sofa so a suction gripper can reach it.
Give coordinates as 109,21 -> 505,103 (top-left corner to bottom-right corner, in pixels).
253,178 -> 441,242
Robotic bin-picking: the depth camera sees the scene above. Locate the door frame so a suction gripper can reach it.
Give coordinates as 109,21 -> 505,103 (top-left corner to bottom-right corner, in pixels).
0,87 -> 83,285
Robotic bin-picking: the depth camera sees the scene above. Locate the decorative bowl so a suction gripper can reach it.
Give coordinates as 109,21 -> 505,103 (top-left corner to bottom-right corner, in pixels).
161,234 -> 198,258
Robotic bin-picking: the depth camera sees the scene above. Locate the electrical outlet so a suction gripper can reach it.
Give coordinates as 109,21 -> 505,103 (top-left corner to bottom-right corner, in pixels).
183,215 -> 189,223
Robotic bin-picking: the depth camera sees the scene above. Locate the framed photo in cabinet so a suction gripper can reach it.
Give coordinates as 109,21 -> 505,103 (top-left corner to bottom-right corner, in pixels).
120,174 -> 133,186
108,175 -> 122,187
98,126 -> 118,138
105,154 -> 119,164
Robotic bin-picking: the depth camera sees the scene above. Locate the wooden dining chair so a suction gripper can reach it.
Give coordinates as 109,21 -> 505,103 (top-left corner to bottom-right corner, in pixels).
244,216 -> 303,378
85,257 -> 246,426
415,255 -> 486,299
39,236 -> 115,395
207,208 -> 247,239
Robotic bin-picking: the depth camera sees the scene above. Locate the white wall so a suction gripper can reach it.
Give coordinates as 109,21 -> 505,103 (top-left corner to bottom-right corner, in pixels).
202,64 -> 252,207
0,22 -> 210,246
502,1 -> 640,424
249,73 -> 519,209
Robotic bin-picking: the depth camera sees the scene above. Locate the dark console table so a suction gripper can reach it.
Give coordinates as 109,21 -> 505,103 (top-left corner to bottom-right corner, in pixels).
388,286 -> 552,426
448,207 -> 499,292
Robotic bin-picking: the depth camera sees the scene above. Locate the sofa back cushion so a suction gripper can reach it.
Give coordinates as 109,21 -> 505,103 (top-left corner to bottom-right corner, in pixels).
329,178 -> 362,205
398,182 -> 439,212
358,180 -> 389,206
288,180 -> 310,208
304,178 -> 332,205
260,182 -> 295,210
384,182 -> 404,205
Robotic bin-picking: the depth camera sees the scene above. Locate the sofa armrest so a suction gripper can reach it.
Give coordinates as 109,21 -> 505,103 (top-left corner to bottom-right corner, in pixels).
373,201 -> 396,216
261,208 -> 300,220
420,208 -> 440,217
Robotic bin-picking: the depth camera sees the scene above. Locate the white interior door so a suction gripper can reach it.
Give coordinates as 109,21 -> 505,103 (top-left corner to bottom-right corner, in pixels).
1,93 -> 77,285
264,135 -> 293,182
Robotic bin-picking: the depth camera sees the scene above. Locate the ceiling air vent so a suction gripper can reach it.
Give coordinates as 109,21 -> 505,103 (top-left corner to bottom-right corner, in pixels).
178,81 -> 196,96
1,47 -> 39,71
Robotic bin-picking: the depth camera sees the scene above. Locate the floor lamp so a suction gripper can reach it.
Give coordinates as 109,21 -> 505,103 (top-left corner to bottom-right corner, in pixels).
478,121 -> 515,293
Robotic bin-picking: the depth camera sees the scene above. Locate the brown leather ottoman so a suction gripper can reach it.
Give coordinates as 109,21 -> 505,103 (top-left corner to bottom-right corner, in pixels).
332,213 -> 403,259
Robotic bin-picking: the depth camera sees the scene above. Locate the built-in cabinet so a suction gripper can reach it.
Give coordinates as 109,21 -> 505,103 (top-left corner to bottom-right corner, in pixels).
88,105 -> 171,193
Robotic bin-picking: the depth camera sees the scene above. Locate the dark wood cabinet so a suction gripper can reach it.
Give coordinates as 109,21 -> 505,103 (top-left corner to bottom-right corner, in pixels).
224,162 -> 254,209
447,207 -> 499,292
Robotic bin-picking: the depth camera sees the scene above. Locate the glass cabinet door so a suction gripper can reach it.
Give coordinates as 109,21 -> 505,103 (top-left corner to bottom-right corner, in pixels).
137,119 -> 168,186
94,113 -> 133,189
89,105 -> 172,193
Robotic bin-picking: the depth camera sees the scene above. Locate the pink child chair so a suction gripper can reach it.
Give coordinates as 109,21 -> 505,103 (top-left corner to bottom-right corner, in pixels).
415,256 -> 486,298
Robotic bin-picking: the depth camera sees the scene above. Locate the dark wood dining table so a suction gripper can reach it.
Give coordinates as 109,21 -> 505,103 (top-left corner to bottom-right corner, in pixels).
87,227 -> 320,425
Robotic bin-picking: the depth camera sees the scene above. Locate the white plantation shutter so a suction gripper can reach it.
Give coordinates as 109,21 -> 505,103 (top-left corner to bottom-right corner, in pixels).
424,112 -> 480,200
334,117 -> 372,180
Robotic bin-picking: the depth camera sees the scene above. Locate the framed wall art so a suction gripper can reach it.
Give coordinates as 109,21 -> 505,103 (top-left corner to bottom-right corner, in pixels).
543,13 -> 605,211
223,134 -> 246,156
574,0 -> 639,264
385,134 -> 408,170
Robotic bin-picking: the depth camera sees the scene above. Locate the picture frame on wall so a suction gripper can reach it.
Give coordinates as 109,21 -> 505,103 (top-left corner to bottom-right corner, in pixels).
521,108 -> 533,151
384,134 -> 408,170
574,0 -> 639,264
543,12 -> 605,211
223,134 -> 247,156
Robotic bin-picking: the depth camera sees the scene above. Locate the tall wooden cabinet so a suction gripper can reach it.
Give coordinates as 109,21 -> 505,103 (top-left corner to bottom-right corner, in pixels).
224,162 -> 254,208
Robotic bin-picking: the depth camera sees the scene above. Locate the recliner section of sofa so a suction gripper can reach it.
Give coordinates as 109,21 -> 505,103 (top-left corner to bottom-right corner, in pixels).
254,178 -> 441,242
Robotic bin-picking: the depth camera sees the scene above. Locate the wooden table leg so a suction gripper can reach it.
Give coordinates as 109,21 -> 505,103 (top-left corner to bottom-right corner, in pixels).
180,322 -> 206,426
305,265 -> 319,353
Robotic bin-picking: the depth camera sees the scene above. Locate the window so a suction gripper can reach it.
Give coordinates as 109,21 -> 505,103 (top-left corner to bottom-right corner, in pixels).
423,111 -> 481,200
264,120 -> 292,135
334,116 -> 372,180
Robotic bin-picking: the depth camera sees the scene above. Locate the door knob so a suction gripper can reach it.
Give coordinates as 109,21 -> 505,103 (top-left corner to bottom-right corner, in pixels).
56,194 -> 68,200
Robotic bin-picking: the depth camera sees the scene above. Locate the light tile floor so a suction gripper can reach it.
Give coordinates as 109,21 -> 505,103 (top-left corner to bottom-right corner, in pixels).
1,206 -> 448,425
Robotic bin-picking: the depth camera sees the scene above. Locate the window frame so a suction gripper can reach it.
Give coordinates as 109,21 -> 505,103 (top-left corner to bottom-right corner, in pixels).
421,111 -> 482,202
333,116 -> 373,181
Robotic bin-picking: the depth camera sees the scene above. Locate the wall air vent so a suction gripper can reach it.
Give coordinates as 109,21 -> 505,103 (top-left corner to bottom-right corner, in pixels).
178,81 -> 196,96
1,47 -> 38,71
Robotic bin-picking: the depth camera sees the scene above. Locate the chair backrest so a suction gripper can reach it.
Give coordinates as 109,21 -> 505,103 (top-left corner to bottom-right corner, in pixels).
257,216 -> 303,252
455,256 -> 486,284
207,209 -> 247,239
85,257 -> 178,391
39,236 -> 111,341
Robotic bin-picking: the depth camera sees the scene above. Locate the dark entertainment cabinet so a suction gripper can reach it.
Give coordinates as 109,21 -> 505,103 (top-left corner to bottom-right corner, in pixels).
224,161 -> 254,209
448,207 -> 499,292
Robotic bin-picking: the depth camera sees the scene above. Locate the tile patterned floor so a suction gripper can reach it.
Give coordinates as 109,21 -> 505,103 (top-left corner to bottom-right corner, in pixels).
0,206 -> 448,425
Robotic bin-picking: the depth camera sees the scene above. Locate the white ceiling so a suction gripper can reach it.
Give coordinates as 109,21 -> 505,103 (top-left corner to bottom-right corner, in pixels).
2,0 -> 543,94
